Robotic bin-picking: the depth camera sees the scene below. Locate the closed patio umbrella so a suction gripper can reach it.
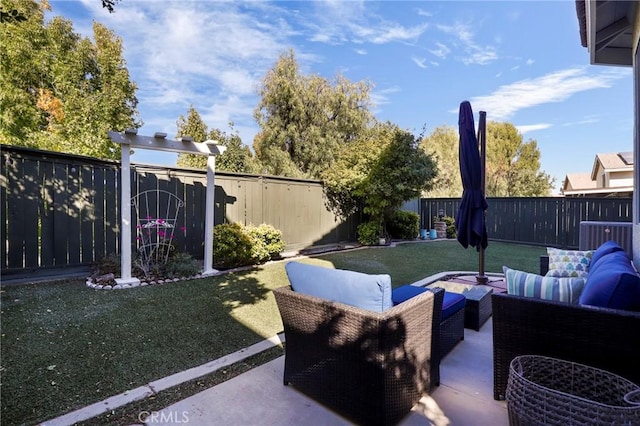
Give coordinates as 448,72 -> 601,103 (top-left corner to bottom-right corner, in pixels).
455,101 -> 488,282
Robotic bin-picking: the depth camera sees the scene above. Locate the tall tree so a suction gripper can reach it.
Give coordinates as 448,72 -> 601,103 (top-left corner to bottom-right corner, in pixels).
253,49 -> 374,178
0,0 -> 140,159
323,121 -> 437,231
210,125 -> 259,174
176,107 -> 258,173
485,121 -> 554,196
419,121 -> 554,198
175,105 -> 209,168
419,125 -> 463,197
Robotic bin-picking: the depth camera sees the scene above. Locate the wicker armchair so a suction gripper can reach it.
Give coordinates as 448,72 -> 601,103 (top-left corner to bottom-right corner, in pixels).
492,292 -> 640,401
273,286 -> 443,426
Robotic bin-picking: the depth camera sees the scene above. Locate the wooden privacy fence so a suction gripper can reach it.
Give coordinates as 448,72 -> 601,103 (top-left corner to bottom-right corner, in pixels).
2,144 -> 634,279
1,145 -> 357,278
420,197 -> 633,248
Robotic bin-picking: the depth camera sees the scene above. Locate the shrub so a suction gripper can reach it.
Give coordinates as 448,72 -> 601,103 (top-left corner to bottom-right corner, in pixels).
91,253 -> 121,277
213,222 -> 254,269
357,221 -> 381,245
92,251 -> 200,281
213,222 -> 286,269
388,210 -> 419,240
432,214 -> 457,239
164,252 -> 201,278
246,223 -> 286,263
442,215 -> 457,238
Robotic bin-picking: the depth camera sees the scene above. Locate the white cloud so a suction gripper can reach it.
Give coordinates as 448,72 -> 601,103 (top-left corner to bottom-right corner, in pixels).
562,117 -> 600,126
355,48 -> 368,55
371,86 -> 401,109
429,42 -> 450,59
303,0 -> 428,45
516,123 -> 552,134
436,21 -> 499,65
412,57 -> 428,69
526,58 -> 535,66
470,67 -> 628,121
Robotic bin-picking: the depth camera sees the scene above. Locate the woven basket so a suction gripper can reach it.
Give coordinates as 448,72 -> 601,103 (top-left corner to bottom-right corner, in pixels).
506,355 -> 640,425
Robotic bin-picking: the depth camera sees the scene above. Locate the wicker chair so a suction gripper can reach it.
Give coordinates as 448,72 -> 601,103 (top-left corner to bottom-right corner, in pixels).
273,286 -> 443,426
492,292 -> 640,401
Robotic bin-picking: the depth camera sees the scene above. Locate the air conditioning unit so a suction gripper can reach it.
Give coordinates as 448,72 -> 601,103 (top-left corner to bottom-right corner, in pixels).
579,221 -> 632,255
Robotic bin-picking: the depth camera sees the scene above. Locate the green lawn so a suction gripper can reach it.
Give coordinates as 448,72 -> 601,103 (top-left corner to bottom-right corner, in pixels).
0,240 -> 544,425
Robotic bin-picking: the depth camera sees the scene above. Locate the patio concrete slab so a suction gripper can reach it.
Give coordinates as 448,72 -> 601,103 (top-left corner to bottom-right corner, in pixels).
149,319 -> 507,425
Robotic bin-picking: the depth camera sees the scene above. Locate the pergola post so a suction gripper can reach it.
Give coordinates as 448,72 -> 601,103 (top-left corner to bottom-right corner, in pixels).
108,130 -> 226,283
115,133 -> 139,286
202,154 -> 217,276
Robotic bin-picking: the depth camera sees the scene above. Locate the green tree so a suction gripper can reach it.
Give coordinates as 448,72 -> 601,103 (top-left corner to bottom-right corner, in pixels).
419,121 -> 554,198
0,0 -> 140,159
323,122 -> 437,234
253,49 -> 374,178
485,121 -> 554,196
419,125 -> 463,197
211,125 -> 259,173
175,105 -> 209,168
175,107 -> 258,173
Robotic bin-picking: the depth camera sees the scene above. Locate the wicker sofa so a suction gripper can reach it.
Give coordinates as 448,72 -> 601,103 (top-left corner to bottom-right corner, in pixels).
273,285 -> 443,425
493,243 -> 640,401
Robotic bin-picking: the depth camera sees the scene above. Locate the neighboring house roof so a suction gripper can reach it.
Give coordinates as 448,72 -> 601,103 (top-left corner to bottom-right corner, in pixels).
563,152 -> 633,197
591,152 -> 633,180
564,173 -> 597,191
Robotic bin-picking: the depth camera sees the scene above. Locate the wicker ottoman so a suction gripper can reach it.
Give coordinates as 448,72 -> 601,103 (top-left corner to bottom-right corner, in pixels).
507,355 -> 640,425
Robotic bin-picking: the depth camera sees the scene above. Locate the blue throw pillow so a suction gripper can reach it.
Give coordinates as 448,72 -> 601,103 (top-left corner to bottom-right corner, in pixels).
503,266 -> 585,304
579,251 -> 640,311
589,240 -> 625,269
285,261 -> 393,312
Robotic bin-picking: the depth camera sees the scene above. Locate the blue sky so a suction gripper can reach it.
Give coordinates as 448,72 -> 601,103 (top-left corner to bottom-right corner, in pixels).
49,0 -> 633,194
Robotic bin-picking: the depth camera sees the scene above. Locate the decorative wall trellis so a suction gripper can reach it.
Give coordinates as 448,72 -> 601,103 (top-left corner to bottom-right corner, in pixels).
132,190 -> 184,273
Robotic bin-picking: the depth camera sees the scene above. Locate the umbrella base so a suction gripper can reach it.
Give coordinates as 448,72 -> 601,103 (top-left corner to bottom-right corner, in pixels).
475,274 -> 489,284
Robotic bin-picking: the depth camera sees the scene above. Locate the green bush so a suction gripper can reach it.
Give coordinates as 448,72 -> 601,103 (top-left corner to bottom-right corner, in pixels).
443,215 -> 457,239
388,210 -> 419,240
164,252 -> 201,278
213,222 -> 254,269
357,221 -> 381,245
432,215 -> 457,239
246,223 -> 286,263
213,222 -> 286,269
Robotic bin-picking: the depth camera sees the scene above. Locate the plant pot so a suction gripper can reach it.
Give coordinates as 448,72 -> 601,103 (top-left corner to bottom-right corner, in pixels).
379,237 -> 386,245
429,229 -> 438,240
420,229 -> 428,240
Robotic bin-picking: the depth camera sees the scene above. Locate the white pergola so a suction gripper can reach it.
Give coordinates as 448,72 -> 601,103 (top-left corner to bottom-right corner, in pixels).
108,129 -> 226,285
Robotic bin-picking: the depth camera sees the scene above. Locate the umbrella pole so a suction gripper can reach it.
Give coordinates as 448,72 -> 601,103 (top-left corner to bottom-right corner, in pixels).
477,111 -> 488,284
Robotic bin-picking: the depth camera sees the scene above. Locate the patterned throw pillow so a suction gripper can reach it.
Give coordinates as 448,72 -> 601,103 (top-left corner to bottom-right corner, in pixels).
503,266 -> 585,304
545,247 -> 592,278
